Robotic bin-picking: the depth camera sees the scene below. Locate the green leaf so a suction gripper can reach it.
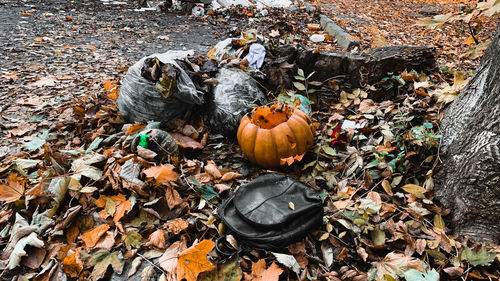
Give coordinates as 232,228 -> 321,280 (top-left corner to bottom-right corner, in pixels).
297,68 -> 304,77
199,184 -> 219,201
461,246 -> 496,266
422,122 -> 433,129
322,146 -> 336,156
293,81 -> 306,91
294,76 -> 305,81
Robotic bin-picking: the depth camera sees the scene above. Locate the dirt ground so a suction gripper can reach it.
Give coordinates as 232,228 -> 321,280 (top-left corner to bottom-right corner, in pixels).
0,0 -> 224,152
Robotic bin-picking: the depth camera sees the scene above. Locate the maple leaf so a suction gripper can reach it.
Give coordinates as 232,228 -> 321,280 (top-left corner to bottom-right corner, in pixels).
144,165 -> 179,185
243,259 -> 283,281
0,173 -> 25,203
368,252 -> 425,281
81,224 -> 110,248
176,239 -> 216,281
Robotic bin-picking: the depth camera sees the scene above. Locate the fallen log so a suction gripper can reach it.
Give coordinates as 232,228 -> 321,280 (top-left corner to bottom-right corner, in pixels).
262,45 -> 436,90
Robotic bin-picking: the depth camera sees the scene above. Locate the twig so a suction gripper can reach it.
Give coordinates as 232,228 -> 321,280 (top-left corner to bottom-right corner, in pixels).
136,252 -> 167,275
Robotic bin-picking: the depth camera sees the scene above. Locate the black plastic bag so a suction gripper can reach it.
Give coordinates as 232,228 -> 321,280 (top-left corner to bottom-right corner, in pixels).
117,50 -> 204,124
218,173 -> 323,251
204,68 -> 267,137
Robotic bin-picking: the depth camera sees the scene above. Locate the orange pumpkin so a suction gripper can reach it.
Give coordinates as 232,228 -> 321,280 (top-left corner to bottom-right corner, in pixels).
237,103 -> 314,168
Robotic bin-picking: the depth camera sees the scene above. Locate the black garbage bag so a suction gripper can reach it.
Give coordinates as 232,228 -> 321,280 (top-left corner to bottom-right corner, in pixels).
117,50 -> 204,124
204,68 -> 267,137
218,173 -> 323,251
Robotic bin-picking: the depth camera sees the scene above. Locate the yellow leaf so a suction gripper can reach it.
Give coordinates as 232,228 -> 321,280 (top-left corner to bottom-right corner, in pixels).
144,165 -> 179,185
62,250 -> 84,278
176,239 -> 216,281
463,35 -> 476,45
401,184 -> 426,199
381,180 -> 393,196
434,214 -> 446,231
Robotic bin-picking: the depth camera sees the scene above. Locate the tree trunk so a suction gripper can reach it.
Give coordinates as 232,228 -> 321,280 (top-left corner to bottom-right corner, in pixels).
435,25 -> 500,243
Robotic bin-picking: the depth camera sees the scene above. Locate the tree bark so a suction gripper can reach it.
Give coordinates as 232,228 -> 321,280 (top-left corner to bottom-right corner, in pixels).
435,25 -> 500,243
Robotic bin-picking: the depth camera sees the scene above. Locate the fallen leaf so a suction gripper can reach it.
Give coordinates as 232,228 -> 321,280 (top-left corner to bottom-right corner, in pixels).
159,241 -> 186,273
146,229 -> 166,249
205,161 -> 222,179
177,239 -> 216,281
401,184 -> 426,199
144,165 -> 179,185
165,185 -> 183,209
0,173 -> 25,203
221,172 -> 242,182
62,250 -> 84,278
80,224 -> 110,248
90,250 -> 124,281
165,218 -> 189,235
171,132 -> 204,149
7,232 -> 44,270
243,259 -> 283,281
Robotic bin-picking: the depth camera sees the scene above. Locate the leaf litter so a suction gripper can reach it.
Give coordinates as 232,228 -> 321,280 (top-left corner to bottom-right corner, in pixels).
0,0 -> 499,280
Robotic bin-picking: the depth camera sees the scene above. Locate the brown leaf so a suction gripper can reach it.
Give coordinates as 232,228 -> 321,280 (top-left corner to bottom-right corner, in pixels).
146,229 -> 166,249
213,184 -> 231,193
171,132 -> 204,149
221,171 -> 242,182
62,250 -> 84,278
144,165 -> 179,185
244,259 -> 283,281
0,173 -> 25,203
165,218 -> 189,235
95,232 -> 115,250
443,266 -> 464,277
195,172 -> 212,184
165,185 -> 183,209
356,246 -> 368,262
159,240 -> 186,274
204,161 -> 221,179
80,224 -> 110,248
177,240 -> 216,281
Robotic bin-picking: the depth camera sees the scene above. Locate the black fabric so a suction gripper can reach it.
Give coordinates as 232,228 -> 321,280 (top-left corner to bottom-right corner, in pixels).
218,174 -> 323,251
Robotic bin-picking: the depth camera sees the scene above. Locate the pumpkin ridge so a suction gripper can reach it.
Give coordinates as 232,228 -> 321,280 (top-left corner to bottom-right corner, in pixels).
285,121 -> 298,156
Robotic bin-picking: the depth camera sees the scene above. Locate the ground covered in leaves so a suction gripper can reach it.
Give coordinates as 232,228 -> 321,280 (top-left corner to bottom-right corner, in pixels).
0,0 -> 499,281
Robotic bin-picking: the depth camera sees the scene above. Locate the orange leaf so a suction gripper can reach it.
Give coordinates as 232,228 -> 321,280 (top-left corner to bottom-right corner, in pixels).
62,250 -> 84,278
103,79 -> 117,91
176,239 -> 216,281
204,161 -> 221,179
80,224 -> 110,248
144,165 -> 179,185
221,171 -> 242,182
165,218 -> 189,235
307,23 -> 321,31
337,247 -> 349,260
244,259 -> 283,281
113,200 -> 131,223
0,173 -> 25,203
126,123 -> 146,135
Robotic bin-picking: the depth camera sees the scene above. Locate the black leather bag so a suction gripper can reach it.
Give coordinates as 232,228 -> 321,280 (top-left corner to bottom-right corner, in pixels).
218,174 -> 323,251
